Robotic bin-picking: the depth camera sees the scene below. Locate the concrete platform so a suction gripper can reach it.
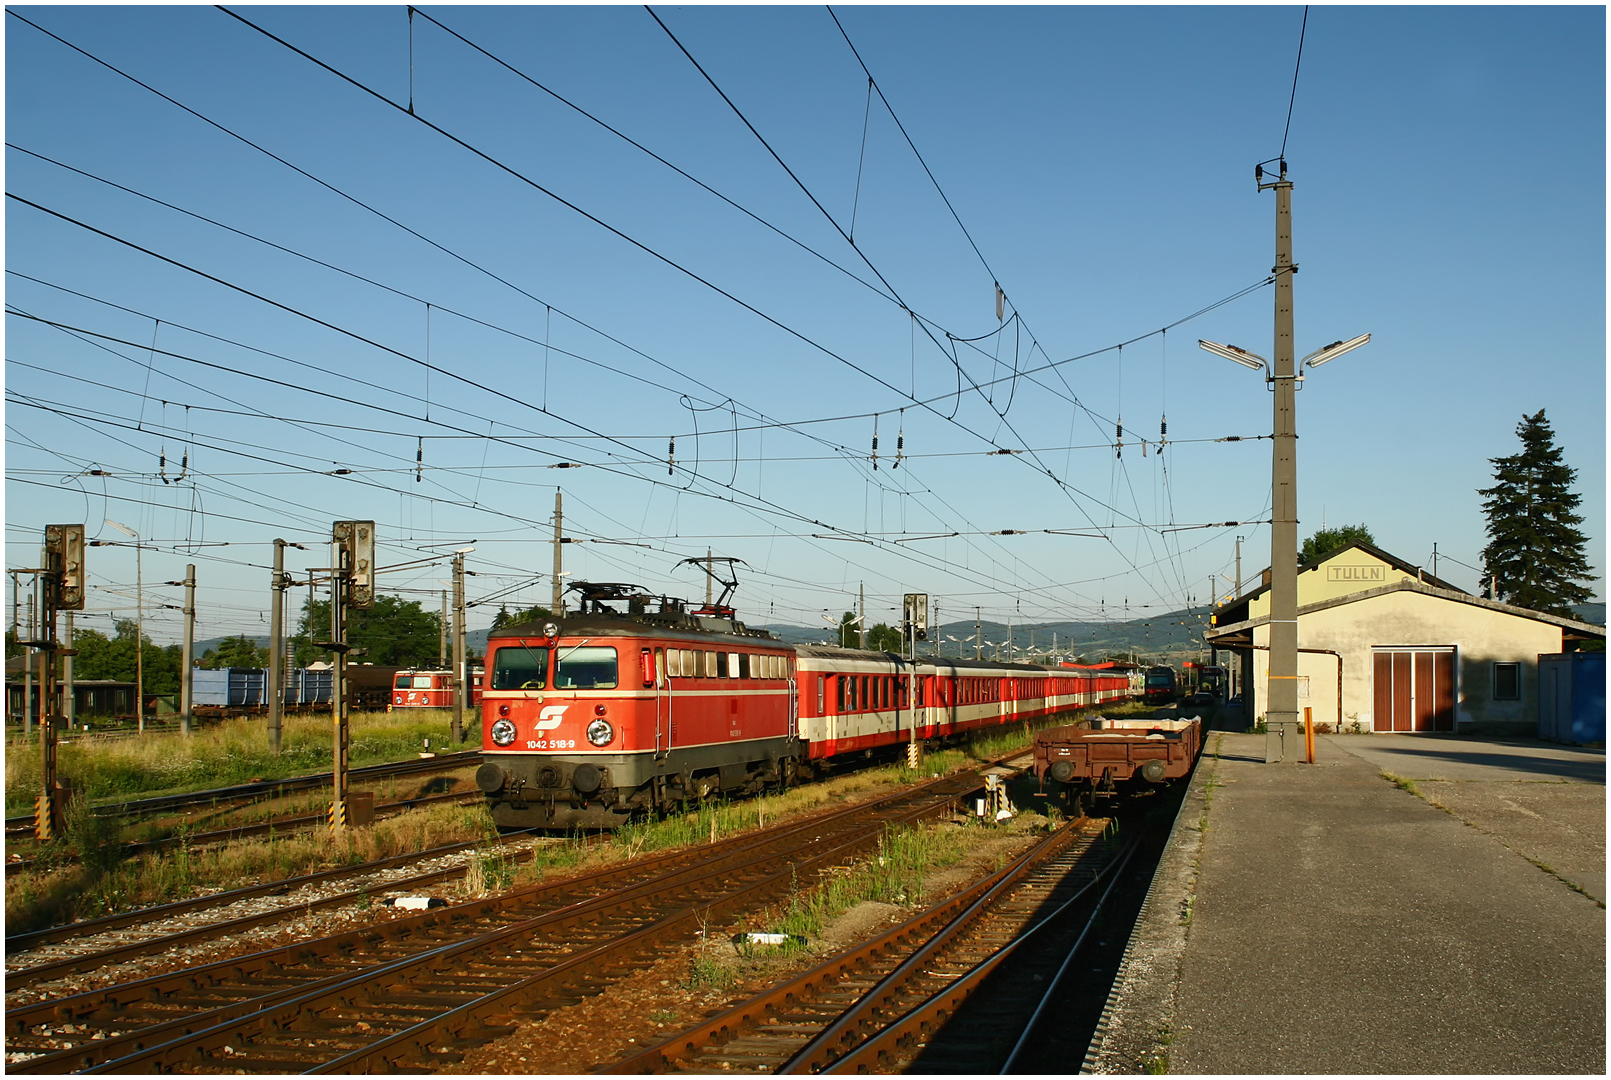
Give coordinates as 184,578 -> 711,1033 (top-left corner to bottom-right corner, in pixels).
1087,731 -> 1605,1074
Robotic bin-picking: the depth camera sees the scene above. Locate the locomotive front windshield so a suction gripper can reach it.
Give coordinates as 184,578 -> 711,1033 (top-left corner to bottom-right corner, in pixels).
554,646 -> 619,689
491,645 -> 549,689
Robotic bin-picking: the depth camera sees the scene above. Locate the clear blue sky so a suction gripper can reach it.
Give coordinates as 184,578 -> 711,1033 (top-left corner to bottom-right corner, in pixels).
6,5 -> 1604,648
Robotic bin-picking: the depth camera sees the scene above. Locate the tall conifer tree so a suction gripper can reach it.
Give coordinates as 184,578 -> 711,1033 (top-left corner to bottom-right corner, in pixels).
1478,410 -> 1595,616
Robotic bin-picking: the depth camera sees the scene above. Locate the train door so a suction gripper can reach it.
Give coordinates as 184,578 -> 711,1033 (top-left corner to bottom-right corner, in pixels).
655,647 -> 669,755
787,658 -> 798,740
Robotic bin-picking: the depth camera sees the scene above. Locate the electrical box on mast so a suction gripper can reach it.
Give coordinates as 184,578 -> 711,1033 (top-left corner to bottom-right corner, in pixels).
903,593 -> 929,641
44,524 -> 86,611
333,521 -> 376,609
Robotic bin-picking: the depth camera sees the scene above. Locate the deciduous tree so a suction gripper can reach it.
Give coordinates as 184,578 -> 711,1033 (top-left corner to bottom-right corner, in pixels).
490,604 -> 552,631
199,634 -> 269,669
71,620 -> 181,693
1478,409 -> 1595,616
292,595 -> 442,667
1299,524 -> 1375,565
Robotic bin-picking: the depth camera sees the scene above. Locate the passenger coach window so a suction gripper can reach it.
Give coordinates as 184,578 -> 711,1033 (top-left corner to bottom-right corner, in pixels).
554,646 -> 618,689
491,645 -> 548,690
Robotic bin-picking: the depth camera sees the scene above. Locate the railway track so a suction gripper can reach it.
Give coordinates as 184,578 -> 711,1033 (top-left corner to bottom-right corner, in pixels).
3,751 -> 482,837
601,812 -> 1131,1074
5,830 -> 552,991
4,784 -> 483,879
5,766 -> 986,1072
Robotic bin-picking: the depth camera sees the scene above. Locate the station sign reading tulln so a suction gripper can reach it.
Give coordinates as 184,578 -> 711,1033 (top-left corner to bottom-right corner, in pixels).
1326,565 -> 1386,583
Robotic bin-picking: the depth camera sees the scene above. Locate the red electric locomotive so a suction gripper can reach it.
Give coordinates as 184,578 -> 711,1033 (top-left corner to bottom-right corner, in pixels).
474,581 -> 1135,830
390,667 -> 484,710
474,584 -> 800,829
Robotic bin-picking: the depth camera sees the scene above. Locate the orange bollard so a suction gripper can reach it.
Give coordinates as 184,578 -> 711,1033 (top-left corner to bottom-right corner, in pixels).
1304,705 -> 1315,763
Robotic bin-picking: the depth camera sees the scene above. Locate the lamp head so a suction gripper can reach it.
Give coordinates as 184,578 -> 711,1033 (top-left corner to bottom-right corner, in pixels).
1198,339 -> 1267,370
1302,332 -> 1371,368
105,519 -> 137,538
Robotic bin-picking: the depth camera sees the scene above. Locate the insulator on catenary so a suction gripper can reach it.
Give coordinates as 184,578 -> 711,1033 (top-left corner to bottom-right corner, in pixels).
893,428 -> 904,470
668,437 -> 676,475
871,418 -> 879,471
1115,419 -> 1123,460
416,438 -> 424,483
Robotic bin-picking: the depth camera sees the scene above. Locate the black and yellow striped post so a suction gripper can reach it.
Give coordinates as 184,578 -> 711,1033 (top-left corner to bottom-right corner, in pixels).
35,525 -> 84,842
326,521 -> 373,834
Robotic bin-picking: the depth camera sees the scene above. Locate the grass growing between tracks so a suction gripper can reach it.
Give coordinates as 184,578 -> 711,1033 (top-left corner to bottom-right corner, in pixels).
4,709 -> 459,814
5,798 -> 499,934
771,822 -> 978,940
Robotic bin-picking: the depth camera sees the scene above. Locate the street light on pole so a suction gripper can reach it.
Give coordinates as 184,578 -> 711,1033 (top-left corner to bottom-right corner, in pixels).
1200,155 -> 1369,761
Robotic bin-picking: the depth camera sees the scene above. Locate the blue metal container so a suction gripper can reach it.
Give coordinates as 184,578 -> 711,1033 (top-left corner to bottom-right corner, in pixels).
191,669 -> 232,707
192,668 -> 267,707
291,668 -> 334,706
1538,652 -> 1605,746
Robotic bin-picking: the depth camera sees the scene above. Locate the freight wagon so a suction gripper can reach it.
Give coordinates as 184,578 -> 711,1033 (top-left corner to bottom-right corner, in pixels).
1033,715 -> 1203,815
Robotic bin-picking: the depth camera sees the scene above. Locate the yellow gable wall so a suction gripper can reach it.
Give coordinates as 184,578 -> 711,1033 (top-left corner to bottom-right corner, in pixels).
1247,550 -> 1419,622
1245,588 -> 1564,733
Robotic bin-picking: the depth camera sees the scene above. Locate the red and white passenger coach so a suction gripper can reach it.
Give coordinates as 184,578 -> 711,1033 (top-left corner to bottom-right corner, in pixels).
473,583 -> 1130,829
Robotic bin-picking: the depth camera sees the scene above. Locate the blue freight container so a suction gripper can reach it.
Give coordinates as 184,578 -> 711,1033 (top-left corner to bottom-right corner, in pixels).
292,668 -> 334,706
191,668 -> 267,707
192,669 -> 231,707
1538,652 -> 1605,746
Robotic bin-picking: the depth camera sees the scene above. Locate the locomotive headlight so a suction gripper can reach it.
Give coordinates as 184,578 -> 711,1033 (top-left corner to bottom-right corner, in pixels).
543,622 -> 560,639
586,718 -> 614,747
490,718 -> 517,746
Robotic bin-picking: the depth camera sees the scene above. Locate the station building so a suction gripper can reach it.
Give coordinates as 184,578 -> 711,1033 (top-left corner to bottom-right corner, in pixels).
1206,541 -> 1605,736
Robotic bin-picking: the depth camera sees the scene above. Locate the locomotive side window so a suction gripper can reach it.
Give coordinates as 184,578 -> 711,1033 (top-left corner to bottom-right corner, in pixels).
737,653 -> 750,679
717,651 -> 729,679
491,645 -> 548,690
705,651 -> 718,678
554,646 -> 619,690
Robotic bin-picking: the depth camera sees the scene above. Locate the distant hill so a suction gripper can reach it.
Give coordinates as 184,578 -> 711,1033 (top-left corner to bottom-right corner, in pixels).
757,608 -> 1212,667
1571,602 -> 1605,626
201,606 -> 1216,669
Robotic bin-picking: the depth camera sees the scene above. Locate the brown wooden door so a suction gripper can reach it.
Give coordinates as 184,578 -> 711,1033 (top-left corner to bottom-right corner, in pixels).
1392,652 -> 1413,731
1374,649 -> 1456,732
1374,653 -> 1394,732
1431,651 -> 1455,731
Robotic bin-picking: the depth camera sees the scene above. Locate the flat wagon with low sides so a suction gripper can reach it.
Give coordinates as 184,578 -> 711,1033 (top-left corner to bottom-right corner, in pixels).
1033,715 -> 1203,814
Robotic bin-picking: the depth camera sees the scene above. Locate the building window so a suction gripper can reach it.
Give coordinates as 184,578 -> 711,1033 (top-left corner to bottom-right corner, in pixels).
1494,663 -> 1521,701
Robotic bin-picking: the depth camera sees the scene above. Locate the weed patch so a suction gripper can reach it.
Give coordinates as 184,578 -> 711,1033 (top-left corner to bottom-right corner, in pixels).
6,710 -> 457,814
771,822 -> 972,943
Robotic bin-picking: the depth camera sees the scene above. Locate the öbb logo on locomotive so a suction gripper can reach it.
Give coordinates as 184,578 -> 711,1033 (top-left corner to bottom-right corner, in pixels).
472,581 -> 1134,829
